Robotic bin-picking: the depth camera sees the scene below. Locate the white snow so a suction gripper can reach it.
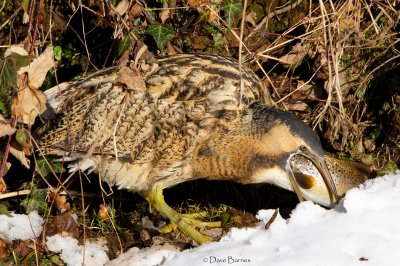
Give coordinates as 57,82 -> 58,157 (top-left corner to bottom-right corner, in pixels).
46,235 -> 109,266
1,172 -> 400,266
109,173 -> 400,266
0,211 -> 43,241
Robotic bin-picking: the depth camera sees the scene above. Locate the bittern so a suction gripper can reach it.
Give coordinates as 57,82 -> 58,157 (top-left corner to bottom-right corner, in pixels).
35,53 -> 340,244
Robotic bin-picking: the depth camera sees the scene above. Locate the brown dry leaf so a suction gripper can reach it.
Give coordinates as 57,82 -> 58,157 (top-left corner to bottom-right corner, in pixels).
160,9 -> 170,24
140,229 -> 151,241
114,0 -> 129,16
129,3 -> 144,19
20,45 -> 54,90
115,66 -> 147,91
52,191 -> 70,211
12,83 -> 47,125
4,45 -> 28,57
12,46 -> 53,125
99,204 -> 111,221
291,81 -> 318,101
287,101 -> 310,112
186,0 -> 210,7
0,238 -> 7,260
0,115 -> 15,138
166,42 -> 177,55
9,142 -> 30,168
245,10 -> 257,26
0,181 -> 6,193
279,42 -> 310,66
43,211 -> 78,238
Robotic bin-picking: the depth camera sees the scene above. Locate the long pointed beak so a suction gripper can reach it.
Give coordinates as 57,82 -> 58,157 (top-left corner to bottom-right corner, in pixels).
286,163 -> 305,203
305,153 -> 339,206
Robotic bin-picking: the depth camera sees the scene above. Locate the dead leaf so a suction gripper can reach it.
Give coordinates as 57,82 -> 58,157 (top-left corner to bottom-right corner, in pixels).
160,9 -> 170,24
0,180 -> 6,192
19,45 -> 54,90
288,101 -> 310,112
9,141 -> 30,168
245,10 -> 257,27
298,81 -> 317,99
99,204 -> 111,221
128,3 -> 144,19
43,211 -> 78,238
4,45 -> 28,57
115,66 -> 147,91
12,46 -> 53,125
140,229 -> 151,241
0,115 -> 15,138
52,191 -> 70,211
279,42 -> 309,66
185,0 -> 210,7
114,0 -> 129,16
166,42 -> 177,55
0,238 -> 8,260
11,82 -> 47,125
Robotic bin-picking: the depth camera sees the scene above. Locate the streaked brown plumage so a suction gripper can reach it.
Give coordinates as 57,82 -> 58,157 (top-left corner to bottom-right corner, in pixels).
36,54 -> 275,193
35,53 -> 343,244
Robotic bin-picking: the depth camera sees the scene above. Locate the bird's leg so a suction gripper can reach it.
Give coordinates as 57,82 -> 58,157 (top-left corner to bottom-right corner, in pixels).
144,183 -> 214,244
160,212 -> 221,233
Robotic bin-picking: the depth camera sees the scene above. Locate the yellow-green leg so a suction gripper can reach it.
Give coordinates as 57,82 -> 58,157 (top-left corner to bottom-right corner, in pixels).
144,183 -> 215,245
159,212 -> 221,233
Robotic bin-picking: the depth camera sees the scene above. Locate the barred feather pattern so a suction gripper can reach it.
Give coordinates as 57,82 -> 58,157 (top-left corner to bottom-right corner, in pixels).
35,54 -> 272,193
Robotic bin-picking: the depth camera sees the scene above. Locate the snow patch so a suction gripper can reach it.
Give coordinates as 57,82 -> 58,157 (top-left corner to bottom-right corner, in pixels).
0,211 -> 43,241
114,172 -> 400,266
46,234 -> 109,266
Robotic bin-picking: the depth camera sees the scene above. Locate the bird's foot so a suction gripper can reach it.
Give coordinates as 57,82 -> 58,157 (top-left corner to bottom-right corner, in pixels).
144,183 -> 216,244
159,212 -> 221,233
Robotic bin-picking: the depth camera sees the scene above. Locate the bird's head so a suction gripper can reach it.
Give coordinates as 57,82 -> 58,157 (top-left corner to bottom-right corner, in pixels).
247,103 -> 339,207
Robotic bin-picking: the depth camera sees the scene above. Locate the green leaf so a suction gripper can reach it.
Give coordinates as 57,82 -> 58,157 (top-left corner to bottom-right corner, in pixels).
0,101 -> 8,117
16,130 -> 28,147
36,156 -> 65,177
221,0 -> 242,26
212,32 -> 225,50
0,204 -> 12,217
0,53 -> 31,117
204,24 -> 225,50
0,55 -> 26,92
145,24 -> 175,51
118,34 -> 135,56
54,46 -> 63,61
220,212 -> 230,227
21,185 -> 48,214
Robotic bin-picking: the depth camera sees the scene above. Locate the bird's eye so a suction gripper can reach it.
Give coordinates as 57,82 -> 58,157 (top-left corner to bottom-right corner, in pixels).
299,145 -> 308,152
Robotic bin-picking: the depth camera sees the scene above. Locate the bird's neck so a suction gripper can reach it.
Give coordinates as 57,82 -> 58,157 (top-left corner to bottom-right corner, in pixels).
192,126 -> 289,185
191,133 -> 257,182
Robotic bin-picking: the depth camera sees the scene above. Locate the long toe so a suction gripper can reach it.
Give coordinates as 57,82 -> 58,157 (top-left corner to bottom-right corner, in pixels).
145,184 -> 215,245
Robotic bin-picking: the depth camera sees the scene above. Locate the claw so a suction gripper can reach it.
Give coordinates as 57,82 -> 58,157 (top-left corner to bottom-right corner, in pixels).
144,183 -> 216,244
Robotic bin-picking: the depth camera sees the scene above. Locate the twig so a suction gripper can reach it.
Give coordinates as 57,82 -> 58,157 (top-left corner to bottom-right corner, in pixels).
275,65 -> 321,104
0,6 -> 22,31
79,2 -> 93,72
29,0 -> 45,54
0,189 -> 31,200
0,0 -> 5,14
237,0 -> 248,106
245,0 -> 304,41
